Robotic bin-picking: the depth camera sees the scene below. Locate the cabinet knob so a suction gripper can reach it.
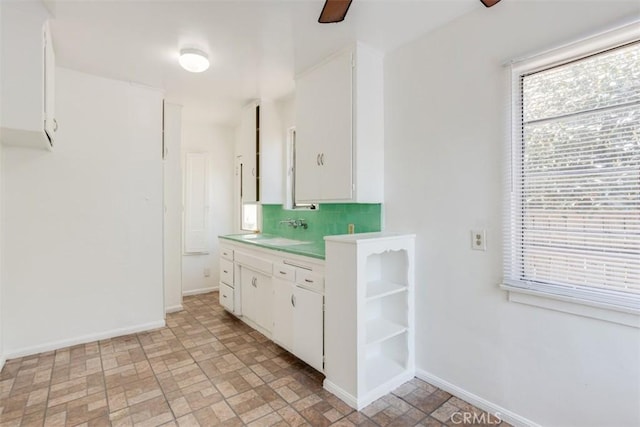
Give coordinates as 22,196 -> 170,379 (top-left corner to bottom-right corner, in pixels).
291,294 -> 296,307
320,153 -> 324,165
316,154 -> 321,166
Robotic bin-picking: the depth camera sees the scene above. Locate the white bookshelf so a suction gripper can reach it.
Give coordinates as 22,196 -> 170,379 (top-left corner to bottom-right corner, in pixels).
324,232 -> 415,410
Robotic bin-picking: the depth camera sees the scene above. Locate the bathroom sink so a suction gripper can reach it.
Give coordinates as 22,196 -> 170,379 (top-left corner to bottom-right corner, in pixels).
235,234 -> 312,246
261,237 -> 311,246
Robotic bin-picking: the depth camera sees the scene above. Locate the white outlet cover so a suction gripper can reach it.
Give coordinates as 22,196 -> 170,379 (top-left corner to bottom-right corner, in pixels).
471,229 -> 486,251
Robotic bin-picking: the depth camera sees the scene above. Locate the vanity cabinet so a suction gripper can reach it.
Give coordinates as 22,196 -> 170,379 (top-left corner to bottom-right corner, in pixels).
218,238 -> 325,372
295,43 -> 384,203
0,3 -> 57,150
324,232 -> 415,410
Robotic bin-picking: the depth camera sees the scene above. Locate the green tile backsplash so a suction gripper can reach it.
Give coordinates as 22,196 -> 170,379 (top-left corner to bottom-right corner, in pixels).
261,203 -> 382,242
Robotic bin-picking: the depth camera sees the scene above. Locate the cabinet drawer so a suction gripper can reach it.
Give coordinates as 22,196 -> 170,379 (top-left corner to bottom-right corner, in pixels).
220,245 -> 234,261
274,264 -> 295,282
235,251 -> 272,276
219,283 -> 234,312
296,270 -> 324,293
220,258 -> 234,285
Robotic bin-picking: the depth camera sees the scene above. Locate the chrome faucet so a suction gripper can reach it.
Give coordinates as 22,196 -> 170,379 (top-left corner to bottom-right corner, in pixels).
279,218 -> 308,229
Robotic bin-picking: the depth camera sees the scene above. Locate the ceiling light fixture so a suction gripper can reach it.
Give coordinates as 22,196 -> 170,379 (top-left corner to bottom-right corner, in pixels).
179,48 -> 209,73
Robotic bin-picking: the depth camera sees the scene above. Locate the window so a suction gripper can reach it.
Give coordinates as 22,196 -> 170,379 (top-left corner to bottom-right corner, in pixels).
241,202 -> 260,232
504,27 -> 639,315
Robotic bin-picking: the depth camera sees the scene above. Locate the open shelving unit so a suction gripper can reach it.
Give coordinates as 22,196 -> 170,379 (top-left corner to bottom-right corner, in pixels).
324,232 -> 415,410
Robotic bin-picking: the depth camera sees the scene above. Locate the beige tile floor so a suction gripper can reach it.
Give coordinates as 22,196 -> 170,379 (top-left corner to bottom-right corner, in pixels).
0,292 -> 510,426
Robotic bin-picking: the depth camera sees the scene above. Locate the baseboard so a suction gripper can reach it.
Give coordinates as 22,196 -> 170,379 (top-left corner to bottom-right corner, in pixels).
323,379 -> 358,410
415,369 -> 538,427
4,320 -> 166,360
183,286 -> 217,296
324,371 -> 415,411
165,304 -> 183,314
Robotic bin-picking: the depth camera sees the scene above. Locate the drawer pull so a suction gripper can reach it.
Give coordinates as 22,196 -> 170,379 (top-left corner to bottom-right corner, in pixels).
223,270 -> 228,274
279,271 -> 287,275
223,295 -> 227,298
291,294 -> 296,307
305,279 -> 314,283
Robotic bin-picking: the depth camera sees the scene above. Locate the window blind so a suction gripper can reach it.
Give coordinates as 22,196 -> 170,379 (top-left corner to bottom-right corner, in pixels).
506,41 -> 640,310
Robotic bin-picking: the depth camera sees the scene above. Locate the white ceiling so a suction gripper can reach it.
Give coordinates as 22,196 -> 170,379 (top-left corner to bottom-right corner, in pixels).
47,0 -> 481,125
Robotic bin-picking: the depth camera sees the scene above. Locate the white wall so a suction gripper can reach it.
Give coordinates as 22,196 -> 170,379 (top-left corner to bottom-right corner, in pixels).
384,2 -> 640,426
0,1 -> 4,371
163,103 -> 183,312
181,113 -> 234,295
1,67 -> 165,357
0,141 -> 4,370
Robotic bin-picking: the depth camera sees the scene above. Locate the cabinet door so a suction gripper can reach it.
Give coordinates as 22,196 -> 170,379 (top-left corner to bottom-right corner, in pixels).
43,21 -> 56,145
294,72 -> 323,202
295,50 -> 353,202
293,286 -> 324,372
240,266 -> 257,323
272,278 -> 294,351
254,271 -> 273,333
238,105 -> 258,203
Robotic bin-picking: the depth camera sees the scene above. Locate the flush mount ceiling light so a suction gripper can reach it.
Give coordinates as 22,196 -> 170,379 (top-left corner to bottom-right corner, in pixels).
179,48 -> 209,73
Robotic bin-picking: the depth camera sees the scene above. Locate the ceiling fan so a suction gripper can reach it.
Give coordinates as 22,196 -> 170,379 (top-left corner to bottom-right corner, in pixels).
319,0 -> 502,24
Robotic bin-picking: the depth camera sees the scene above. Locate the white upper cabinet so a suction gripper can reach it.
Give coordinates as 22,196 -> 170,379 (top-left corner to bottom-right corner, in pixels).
235,100 -> 285,205
236,103 -> 259,203
259,100 -> 285,204
295,43 -> 384,203
0,2 -> 56,150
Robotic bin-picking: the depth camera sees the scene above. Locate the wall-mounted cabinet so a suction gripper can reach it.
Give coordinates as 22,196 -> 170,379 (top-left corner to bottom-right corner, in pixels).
295,43 -> 384,203
235,100 -> 285,204
324,232 -> 415,410
236,103 -> 260,203
0,2 -> 56,150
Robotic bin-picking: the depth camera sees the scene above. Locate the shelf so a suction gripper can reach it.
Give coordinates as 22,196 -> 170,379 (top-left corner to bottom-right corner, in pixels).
365,354 -> 405,392
365,318 -> 407,346
366,280 -> 407,301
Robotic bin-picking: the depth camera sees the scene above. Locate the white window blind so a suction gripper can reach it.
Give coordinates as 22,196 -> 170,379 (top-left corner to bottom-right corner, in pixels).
505,39 -> 640,311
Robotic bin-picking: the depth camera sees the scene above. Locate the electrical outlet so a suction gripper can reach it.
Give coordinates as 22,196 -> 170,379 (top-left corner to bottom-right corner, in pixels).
348,224 -> 355,234
204,268 -> 211,277
471,230 -> 486,251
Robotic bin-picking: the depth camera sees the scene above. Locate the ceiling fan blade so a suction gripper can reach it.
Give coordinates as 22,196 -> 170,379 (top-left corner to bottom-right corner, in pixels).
480,0 -> 501,7
319,0 -> 353,24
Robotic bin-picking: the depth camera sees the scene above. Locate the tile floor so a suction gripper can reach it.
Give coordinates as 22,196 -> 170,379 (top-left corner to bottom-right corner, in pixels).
0,292 -> 510,427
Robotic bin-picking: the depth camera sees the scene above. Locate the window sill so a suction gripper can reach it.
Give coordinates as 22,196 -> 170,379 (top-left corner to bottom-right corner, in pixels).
500,284 -> 640,328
